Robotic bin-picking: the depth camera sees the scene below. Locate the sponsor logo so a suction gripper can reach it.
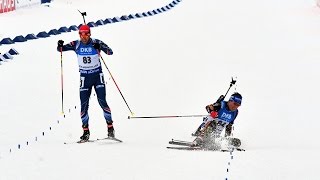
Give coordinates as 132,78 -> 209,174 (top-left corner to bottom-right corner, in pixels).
221,112 -> 231,120
79,68 -> 101,74
0,0 -> 16,13
80,47 -> 93,53
79,64 -> 99,69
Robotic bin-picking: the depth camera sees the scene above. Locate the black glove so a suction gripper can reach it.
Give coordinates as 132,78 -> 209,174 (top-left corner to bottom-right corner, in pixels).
93,42 -> 101,50
206,104 -> 214,113
58,40 -> 64,47
206,101 -> 222,113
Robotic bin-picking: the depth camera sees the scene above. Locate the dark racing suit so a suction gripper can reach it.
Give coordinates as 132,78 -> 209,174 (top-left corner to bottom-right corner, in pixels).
57,38 -> 113,128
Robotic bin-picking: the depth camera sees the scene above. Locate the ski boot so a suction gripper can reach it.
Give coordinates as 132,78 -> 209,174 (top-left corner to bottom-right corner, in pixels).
192,127 -> 202,136
191,136 -> 204,147
80,125 -> 90,141
107,122 -> 115,138
80,130 -> 90,141
227,137 -> 241,147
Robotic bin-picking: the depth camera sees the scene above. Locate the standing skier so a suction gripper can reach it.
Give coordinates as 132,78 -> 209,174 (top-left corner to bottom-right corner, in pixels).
193,92 -> 242,146
57,24 -> 115,141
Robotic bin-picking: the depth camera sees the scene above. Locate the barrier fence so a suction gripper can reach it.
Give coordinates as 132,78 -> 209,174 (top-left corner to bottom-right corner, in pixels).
0,0 -> 181,46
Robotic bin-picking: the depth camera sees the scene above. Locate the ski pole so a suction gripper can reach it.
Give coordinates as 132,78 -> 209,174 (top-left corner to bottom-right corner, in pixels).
128,114 -> 207,119
78,10 -> 87,24
60,47 -> 64,115
215,77 -> 237,103
99,54 -> 134,116
224,77 -> 237,98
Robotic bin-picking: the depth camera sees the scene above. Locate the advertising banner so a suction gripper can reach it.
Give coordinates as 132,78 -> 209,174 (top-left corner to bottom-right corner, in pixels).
15,0 -> 40,9
0,0 -> 16,14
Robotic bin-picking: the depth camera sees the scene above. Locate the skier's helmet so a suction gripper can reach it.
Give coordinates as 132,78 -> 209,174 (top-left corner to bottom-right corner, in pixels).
229,92 -> 242,105
79,25 -> 90,34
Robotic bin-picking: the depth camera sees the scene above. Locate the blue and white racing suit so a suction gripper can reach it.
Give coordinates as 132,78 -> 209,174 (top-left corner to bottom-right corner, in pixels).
200,101 -> 238,136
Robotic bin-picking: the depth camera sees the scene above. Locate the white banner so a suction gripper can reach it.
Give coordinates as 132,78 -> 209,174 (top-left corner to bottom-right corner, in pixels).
15,0 -> 41,9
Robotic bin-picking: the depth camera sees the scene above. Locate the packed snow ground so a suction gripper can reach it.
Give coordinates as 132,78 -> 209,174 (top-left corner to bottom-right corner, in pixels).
1,0 -> 320,179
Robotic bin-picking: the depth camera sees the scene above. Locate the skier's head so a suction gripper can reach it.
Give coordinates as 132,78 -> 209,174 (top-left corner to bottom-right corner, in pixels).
227,92 -> 242,111
79,24 -> 91,44
229,92 -> 242,105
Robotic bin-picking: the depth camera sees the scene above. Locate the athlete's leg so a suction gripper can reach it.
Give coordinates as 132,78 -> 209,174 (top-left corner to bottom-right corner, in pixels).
94,73 -> 115,137
94,73 -> 112,123
80,76 -> 93,127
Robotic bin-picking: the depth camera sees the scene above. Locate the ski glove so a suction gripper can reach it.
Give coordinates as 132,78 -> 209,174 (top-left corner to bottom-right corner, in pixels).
210,111 -> 218,118
93,42 -> 101,50
206,104 -> 214,113
58,40 -> 64,47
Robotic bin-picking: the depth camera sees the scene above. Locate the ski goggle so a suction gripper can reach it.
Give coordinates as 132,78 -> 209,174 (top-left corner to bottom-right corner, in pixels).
79,32 -> 91,37
232,101 -> 241,107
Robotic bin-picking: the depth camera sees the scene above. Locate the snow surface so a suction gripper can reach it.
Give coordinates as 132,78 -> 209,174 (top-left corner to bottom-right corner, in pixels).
1,0 -> 320,179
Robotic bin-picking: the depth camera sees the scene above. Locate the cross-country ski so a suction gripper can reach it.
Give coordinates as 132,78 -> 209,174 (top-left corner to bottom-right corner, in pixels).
64,137 -> 123,144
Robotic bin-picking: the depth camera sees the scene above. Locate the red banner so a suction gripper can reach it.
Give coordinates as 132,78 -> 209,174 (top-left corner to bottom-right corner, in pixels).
0,0 -> 16,14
